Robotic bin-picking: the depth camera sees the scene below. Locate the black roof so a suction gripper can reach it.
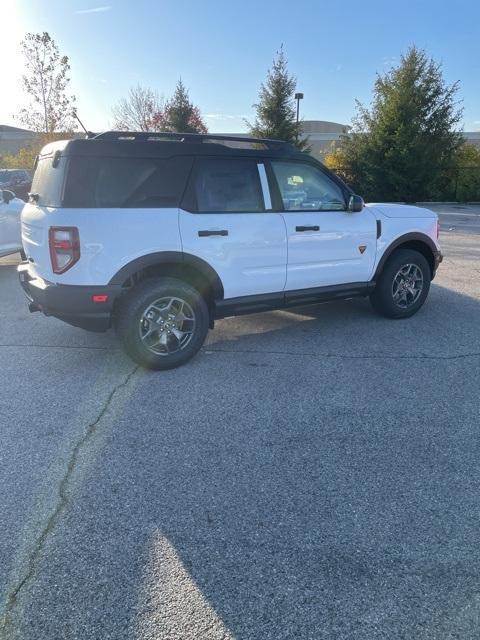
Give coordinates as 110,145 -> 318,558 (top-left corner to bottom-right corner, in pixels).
42,131 -> 305,160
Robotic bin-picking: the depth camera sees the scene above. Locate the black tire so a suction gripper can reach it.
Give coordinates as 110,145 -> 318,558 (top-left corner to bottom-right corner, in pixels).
370,248 -> 431,319
115,277 -> 210,369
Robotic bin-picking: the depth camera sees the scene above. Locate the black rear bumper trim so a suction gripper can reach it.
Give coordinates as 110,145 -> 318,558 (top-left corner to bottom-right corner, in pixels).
18,262 -> 121,332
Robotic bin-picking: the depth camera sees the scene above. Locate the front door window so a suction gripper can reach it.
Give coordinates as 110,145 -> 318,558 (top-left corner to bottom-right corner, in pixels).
271,161 -> 346,211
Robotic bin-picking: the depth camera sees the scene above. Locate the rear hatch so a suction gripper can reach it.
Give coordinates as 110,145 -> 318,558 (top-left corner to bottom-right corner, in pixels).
21,141 -> 69,280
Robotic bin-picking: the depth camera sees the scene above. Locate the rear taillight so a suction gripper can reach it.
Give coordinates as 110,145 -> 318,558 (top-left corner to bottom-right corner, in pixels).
49,226 -> 80,274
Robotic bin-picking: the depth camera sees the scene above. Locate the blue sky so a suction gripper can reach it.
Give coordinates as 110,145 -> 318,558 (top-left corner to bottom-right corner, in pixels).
2,0 -> 479,133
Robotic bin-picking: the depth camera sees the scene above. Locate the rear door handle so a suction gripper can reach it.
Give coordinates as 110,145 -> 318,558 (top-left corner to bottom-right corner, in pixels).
295,225 -> 319,232
198,229 -> 229,237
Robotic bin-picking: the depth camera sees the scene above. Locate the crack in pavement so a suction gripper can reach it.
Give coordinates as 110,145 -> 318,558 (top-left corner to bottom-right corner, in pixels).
205,348 -> 480,361
3,344 -> 479,362
0,365 -> 139,637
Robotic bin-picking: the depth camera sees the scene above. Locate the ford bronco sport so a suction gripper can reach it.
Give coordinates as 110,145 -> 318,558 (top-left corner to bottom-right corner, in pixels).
18,132 -> 442,369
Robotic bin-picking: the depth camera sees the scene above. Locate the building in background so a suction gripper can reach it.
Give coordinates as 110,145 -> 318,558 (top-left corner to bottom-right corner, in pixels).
301,120 -> 349,159
0,125 -> 38,156
300,120 -> 480,160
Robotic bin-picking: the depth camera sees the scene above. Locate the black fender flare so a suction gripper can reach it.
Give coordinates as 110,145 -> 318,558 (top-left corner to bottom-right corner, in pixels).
109,251 -> 224,300
374,232 -> 438,279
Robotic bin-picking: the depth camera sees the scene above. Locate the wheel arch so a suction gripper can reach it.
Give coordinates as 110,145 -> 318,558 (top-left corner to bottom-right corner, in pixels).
109,251 -> 224,302
374,233 -> 437,280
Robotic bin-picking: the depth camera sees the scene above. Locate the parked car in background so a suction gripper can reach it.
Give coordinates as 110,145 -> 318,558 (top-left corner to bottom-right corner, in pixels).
0,189 -> 24,258
0,169 -> 32,202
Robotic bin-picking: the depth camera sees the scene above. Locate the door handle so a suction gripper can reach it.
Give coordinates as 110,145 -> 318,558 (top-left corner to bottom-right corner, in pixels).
295,225 -> 319,232
198,229 -> 229,237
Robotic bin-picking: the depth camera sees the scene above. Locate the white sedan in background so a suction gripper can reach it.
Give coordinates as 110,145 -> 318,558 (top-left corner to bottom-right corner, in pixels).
0,189 -> 25,258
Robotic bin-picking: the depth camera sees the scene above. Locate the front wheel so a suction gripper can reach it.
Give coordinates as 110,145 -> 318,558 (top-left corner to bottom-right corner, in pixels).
370,249 -> 431,319
115,277 -> 210,369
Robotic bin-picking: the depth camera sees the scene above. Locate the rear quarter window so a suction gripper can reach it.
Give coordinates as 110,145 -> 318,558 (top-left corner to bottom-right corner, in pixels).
30,156 -> 67,207
63,156 -> 193,208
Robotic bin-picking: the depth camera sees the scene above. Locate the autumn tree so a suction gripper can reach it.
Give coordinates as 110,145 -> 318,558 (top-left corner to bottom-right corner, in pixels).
247,46 -> 309,151
330,46 -> 463,202
17,32 -> 76,133
112,85 -> 163,131
154,79 -> 207,134
1,146 -> 38,170
0,132 -> 67,170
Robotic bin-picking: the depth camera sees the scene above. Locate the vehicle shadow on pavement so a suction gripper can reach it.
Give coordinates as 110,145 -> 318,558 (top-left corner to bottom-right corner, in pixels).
10,282 -> 480,639
205,280 -> 480,361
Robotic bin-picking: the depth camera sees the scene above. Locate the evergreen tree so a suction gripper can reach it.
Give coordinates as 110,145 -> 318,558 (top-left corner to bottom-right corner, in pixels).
155,79 -> 207,134
332,46 -> 463,202
449,143 -> 480,201
247,47 -> 309,151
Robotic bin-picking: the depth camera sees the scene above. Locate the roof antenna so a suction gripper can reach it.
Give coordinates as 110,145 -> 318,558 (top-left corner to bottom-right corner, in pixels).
72,109 -> 94,138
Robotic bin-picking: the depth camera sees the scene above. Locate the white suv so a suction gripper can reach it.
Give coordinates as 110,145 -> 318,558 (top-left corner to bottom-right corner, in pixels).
19,132 -> 442,369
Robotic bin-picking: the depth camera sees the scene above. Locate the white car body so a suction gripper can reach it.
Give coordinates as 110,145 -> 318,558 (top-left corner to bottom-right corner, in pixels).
17,133 -> 443,369
0,192 -> 24,258
20,200 -> 440,295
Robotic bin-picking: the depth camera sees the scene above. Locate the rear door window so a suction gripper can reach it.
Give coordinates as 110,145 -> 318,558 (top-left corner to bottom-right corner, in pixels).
63,156 -> 193,208
186,157 -> 264,213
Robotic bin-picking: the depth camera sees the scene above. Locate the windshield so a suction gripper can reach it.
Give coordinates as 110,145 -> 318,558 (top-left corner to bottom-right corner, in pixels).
0,170 -> 12,184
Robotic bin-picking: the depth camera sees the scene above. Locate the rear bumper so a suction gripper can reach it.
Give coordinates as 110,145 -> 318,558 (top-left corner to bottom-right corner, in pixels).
18,262 -> 121,332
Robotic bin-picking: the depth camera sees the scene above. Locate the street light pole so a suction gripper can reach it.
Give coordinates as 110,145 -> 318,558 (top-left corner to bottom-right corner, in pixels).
294,92 -> 304,142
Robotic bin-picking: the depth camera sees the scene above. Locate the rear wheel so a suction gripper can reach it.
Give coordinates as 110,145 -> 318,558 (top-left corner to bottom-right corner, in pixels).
370,249 -> 431,319
115,277 -> 210,369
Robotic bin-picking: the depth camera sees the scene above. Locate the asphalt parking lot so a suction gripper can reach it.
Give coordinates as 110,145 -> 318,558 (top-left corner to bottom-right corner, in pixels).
0,204 -> 479,639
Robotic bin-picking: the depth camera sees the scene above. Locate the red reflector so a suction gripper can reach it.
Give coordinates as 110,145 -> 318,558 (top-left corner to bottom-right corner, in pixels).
55,240 -> 73,250
92,294 -> 109,303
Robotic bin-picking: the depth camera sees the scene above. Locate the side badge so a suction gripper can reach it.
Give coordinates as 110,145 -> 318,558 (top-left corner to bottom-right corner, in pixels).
359,245 -> 367,254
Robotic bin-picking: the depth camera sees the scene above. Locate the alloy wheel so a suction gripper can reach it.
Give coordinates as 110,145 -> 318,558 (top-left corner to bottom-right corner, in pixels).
391,263 -> 424,309
139,296 -> 196,355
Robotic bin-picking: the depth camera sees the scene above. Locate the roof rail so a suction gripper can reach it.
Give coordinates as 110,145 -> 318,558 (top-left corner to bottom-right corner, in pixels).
89,130 -> 294,151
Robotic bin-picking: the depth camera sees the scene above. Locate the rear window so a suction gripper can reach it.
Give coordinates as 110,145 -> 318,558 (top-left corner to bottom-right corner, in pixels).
63,156 -> 193,208
30,156 -> 67,207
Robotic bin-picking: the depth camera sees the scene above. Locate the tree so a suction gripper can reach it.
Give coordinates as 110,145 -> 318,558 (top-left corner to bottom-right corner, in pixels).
331,46 -> 463,202
1,147 -> 38,170
247,46 -> 309,151
112,85 -> 163,131
17,32 -> 76,133
0,133 -> 65,170
448,143 -> 480,201
154,80 -> 207,134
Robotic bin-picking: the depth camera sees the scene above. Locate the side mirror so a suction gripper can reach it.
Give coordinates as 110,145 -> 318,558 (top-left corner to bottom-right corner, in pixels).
1,190 -> 15,204
348,195 -> 364,212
